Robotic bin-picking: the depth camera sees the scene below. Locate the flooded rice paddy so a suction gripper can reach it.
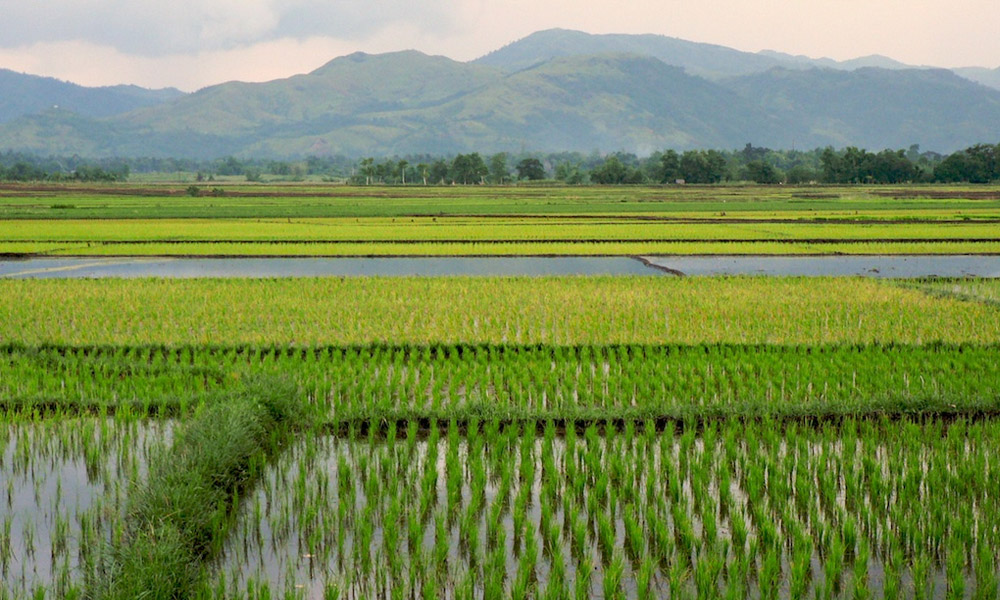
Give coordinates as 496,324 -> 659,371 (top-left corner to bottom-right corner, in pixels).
0,418 -> 173,599
211,420 -> 996,599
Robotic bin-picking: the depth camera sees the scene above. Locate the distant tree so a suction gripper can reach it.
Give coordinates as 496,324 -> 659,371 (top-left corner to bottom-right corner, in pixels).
489,153 -> 510,184
590,156 -> 628,184
554,161 -> 585,184
679,150 -> 726,183
416,163 -> 429,185
659,150 -> 681,183
268,161 -> 292,176
429,159 -> 449,184
623,168 -> 647,184
397,159 -> 409,184
785,164 -> 820,184
820,147 -> 848,183
740,143 -> 770,164
934,144 -> 1000,183
359,158 -> 375,185
451,153 -> 488,184
516,157 -> 545,181
216,156 -> 244,176
842,147 -> 872,182
869,150 -> 917,183
72,165 -> 123,182
934,153 -> 973,183
3,162 -> 46,182
821,146 -> 918,183
742,160 -> 781,184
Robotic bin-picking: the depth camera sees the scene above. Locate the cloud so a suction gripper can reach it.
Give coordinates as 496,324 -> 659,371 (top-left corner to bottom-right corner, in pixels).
0,38 -> 356,91
0,0 -> 462,55
275,0 -> 461,41
0,20 -> 476,92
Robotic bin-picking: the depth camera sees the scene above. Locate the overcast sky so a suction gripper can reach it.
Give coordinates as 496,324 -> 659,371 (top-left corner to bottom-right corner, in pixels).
0,0 -> 997,91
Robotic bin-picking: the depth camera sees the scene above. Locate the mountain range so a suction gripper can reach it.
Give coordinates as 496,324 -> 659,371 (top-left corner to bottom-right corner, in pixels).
1,28 -> 999,158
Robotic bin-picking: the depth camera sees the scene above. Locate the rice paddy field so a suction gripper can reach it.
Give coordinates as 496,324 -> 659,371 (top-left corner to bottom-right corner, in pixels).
1,183 -> 999,257
1,183 -> 1000,598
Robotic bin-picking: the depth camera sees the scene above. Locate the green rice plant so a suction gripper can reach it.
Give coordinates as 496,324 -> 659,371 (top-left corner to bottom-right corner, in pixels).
668,557 -> 689,600
542,543 -> 567,600
694,549 -> 723,600
595,511 -> 615,563
636,555 -> 655,600
483,544 -> 505,600
432,510 -> 448,577
946,540 -> 966,600
603,553 -> 625,600
974,542 -> 998,600
882,543 -> 902,600
788,545 -> 812,600
851,541 -> 870,600
912,553 -> 931,600
758,546 -> 782,600
574,554 -> 593,600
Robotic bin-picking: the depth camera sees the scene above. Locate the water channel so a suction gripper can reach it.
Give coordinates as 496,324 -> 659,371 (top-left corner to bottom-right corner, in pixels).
1,255 -> 998,278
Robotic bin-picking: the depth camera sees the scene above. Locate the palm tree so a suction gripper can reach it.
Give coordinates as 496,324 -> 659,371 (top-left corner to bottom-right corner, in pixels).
360,157 -> 375,185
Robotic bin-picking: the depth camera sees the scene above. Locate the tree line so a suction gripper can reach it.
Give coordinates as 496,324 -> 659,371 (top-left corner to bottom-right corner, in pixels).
341,144 -> 999,185
0,152 -> 130,182
1,143 -> 998,184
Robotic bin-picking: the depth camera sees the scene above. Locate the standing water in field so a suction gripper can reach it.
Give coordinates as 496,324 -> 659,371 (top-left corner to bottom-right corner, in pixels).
207,419 -> 994,599
640,254 -> 1000,277
0,257 -> 658,278
2,255 -> 1000,278
0,418 -> 173,599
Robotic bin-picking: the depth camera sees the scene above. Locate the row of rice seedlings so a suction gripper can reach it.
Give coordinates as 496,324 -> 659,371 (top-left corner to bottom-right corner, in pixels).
0,346 -> 227,411
3,278 -> 998,346
0,413 -> 173,599
208,417 -> 1000,599
3,344 -> 997,419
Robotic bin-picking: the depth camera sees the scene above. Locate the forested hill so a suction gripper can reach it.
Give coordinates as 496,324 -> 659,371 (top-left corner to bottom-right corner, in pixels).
1,30 -> 1000,158
0,69 -> 183,123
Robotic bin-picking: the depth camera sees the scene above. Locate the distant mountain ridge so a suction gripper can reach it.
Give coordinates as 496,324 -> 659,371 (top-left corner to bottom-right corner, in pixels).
0,69 -> 184,123
476,29 -> 972,82
756,49 -> 917,71
1,29 -> 999,158
474,29 -> 782,80
721,67 -> 1000,150
953,66 -> 1000,91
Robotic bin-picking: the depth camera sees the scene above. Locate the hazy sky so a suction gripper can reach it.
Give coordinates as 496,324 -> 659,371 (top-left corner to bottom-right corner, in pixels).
0,0 -> 997,91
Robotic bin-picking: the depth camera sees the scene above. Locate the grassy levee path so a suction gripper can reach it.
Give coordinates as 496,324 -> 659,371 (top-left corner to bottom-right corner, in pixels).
85,378 -> 304,599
